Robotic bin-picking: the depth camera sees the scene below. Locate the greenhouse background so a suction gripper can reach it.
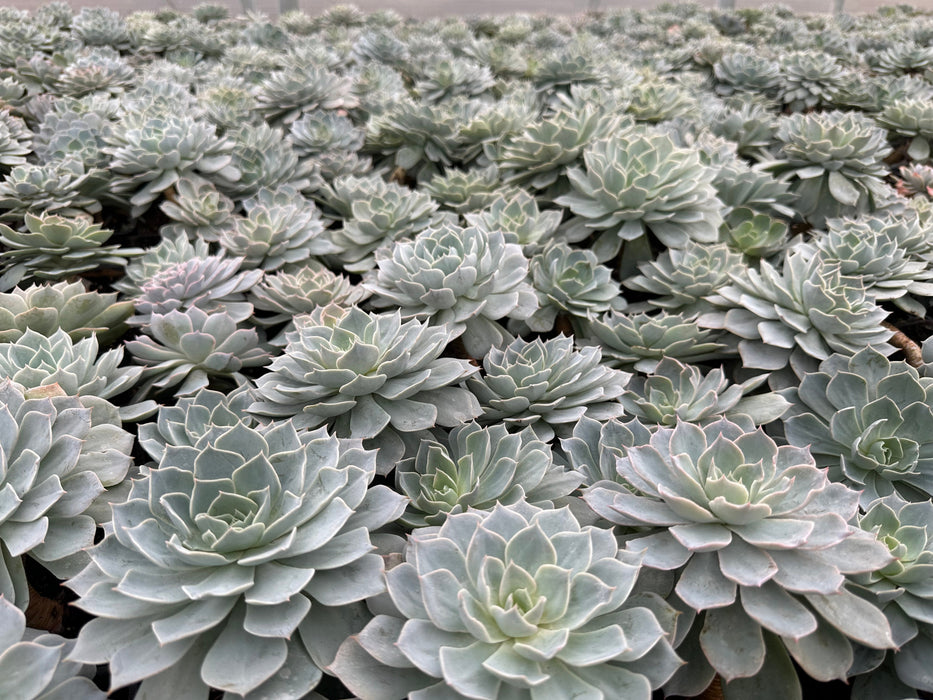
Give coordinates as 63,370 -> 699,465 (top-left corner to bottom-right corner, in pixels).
4,0 -> 933,18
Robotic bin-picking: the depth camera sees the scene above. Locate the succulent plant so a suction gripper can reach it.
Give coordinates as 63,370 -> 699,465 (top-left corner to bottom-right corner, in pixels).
708,102 -> 779,162
137,384 -> 258,464
781,346 -> 933,507
778,51 -> 846,112
873,43 -> 933,75
218,189 -> 327,272
895,163 -> 933,199
584,418 -> 896,698
625,81 -> 698,124
620,357 -> 788,428
422,165 -> 513,214
0,280 -> 132,344
249,260 -> 371,341
250,305 -> 481,473
709,160 -> 798,221
803,215 -> 933,316
624,241 -> 745,316
159,175 -> 235,242
415,57 -> 495,102
71,7 -> 130,49
254,63 -> 358,125
66,420 -> 406,698
56,51 -> 135,98
713,53 -> 781,97
126,307 -> 270,399
555,130 -> 724,262
130,254 -> 263,326
492,105 -> 619,193
560,414 -> 653,487
0,379 -> 133,608
104,113 -> 238,216
521,241 -> 626,333
765,111 -> 891,227
288,110 -> 365,158
32,109 -> 109,173
0,160 -> 105,221
721,207 -> 789,258
198,83 -> 258,133
849,494 -> 933,699
0,213 -> 141,291
464,189 -> 563,249
466,334 -> 629,441
876,97 -> 933,161
0,596 -> 104,699
364,98 -> 462,182
113,230 -> 210,297
321,175 -> 442,273
217,123 -> 313,200
0,327 -> 142,406
700,248 -> 893,372
396,422 -> 581,528
364,222 -> 536,356
330,501 -> 682,700
584,310 -> 730,374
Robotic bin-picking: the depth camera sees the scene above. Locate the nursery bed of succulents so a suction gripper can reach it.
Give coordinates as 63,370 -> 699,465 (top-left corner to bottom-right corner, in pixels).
8,1 -> 933,699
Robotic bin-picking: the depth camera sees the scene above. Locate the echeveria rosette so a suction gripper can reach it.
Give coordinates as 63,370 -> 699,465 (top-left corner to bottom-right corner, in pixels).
250,305 -> 481,474
764,111 -> 891,228
554,130 -> 724,262
66,421 -> 406,699
396,422 -> 582,529
848,495 -> 933,699
521,241 -> 626,334
620,357 -> 789,429
0,280 -> 132,344
624,241 -> 745,316
583,310 -> 731,374
875,97 -> 933,162
466,334 -> 629,442
700,248 -> 894,373
0,328 -> 145,419
330,501 -> 683,700
364,223 -> 537,357
126,307 -> 271,401
560,415 -> 653,488
0,596 -> 104,700
464,190 -> 563,250
130,255 -> 263,326
0,380 -> 133,609
584,419 -> 896,699
781,347 -> 933,508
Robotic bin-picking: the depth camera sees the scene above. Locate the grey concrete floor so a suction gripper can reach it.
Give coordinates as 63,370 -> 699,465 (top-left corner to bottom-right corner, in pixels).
6,0 -> 933,18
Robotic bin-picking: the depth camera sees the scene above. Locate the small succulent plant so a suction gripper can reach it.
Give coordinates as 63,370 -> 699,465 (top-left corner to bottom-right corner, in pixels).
330,501 -> 682,700
250,305 -> 481,473
67,421 -> 406,698
0,380 -> 133,608
0,161 -> 104,222
781,346 -> 933,507
159,175 -> 235,242
0,280 -> 132,344
126,307 -> 270,399
254,63 -> 358,125
0,596 -> 104,699
701,248 -> 893,372
585,418 -> 896,698
895,163 -> 933,199
876,97 -> 933,161
396,422 -> 581,528
560,414 -> 653,487
584,310 -> 730,373
0,213 -> 140,291
467,334 -> 629,441
464,189 -> 563,249
619,357 -> 788,428
364,222 -> 537,356
765,111 -> 891,227
624,241 -> 745,316
130,254 -> 263,326
555,129 -> 724,261
522,241 -> 626,333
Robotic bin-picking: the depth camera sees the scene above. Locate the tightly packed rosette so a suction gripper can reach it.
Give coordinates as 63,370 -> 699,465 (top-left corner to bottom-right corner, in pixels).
330,501 -> 682,699
0,380 -> 133,608
584,418 -> 896,698
250,305 -> 481,473
66,421 -> 406,698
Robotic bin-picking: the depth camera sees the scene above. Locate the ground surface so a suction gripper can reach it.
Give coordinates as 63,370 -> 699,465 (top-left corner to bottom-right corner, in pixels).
4,0 -> 933,19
